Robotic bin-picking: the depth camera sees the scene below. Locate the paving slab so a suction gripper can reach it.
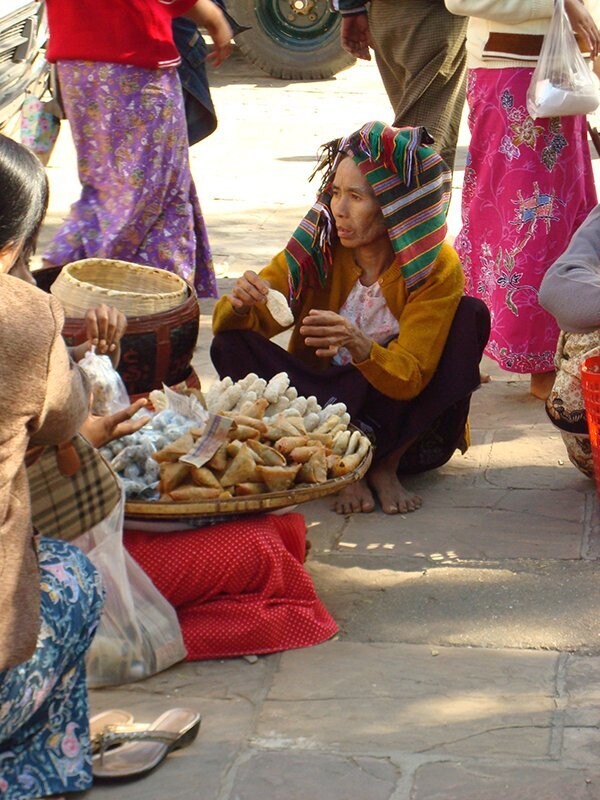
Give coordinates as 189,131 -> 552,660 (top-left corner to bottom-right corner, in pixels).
257,642 -> 556,757
306,560 -> 600,651
230,751 -> 400,800
411,762 -> 600,799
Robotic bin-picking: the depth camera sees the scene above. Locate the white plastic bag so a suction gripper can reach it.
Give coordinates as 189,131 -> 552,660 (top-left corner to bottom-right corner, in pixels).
527,0 -> 600,119
75,497 -> 186,687
79,347 -> 130,416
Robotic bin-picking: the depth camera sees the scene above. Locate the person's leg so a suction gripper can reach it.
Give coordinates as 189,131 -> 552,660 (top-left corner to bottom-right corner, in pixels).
0,539 -> 103,800
368,0 -> 467,169
332,436 -> 422,515
123,514 -> 337,660
210,329 -> 371,416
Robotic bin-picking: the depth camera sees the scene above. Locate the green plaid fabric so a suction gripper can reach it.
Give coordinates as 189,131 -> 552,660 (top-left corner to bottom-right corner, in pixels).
285,122 -> 452,298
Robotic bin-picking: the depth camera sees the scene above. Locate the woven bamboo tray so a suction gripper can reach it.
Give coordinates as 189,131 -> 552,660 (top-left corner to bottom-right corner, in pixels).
50,258 -> 189,318
125,447 -> 372,519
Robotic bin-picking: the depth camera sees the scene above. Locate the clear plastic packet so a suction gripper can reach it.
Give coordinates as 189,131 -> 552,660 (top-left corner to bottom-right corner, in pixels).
527,0 -> 600,119
99,409 -> 200,499
79,347 -> 130,416
76,498 -> 186,687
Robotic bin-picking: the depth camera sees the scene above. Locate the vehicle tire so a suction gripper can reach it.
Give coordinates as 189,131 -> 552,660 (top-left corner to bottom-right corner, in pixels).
229,0 -> 356,80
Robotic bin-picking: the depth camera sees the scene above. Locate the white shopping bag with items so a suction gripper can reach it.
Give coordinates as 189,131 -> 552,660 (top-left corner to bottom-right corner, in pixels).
75,496 -> 186,687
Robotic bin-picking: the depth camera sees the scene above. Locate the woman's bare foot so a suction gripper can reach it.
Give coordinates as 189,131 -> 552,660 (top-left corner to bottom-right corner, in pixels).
480,372 -> 491,383
331,479 -> 376,514
367,462 -> 422,514
530,370 -> 555,400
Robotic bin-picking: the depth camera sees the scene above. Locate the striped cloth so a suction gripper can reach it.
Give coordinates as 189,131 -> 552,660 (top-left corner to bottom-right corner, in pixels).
285,121 -> 452,298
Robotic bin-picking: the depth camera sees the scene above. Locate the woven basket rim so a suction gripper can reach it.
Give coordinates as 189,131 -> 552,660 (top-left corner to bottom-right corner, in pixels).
62,259 -> 187,298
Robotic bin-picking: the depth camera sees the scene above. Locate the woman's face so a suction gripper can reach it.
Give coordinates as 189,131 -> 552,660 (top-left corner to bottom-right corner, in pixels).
330,156 -> 388,250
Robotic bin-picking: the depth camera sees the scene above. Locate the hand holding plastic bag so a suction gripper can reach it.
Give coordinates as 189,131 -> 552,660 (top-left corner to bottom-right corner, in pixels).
527,0 -> 600,119
79,346 -> 130,416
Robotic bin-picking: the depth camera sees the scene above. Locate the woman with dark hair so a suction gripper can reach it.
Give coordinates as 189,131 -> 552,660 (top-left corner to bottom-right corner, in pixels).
0,134 -> 104,799
212,122 -> 490,515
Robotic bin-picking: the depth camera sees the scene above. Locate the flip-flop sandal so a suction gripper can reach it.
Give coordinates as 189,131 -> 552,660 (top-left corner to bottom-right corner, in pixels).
89,709 -> 135,742
92,708 -> 201,782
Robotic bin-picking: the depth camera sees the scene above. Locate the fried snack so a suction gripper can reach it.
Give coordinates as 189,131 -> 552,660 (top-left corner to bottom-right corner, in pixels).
238,397 -> 269,419
265,289 -> 294,327
255,463 -> 301,492
329,452 -> 364,477
332,430 -> 351,454
345,429 -> 363,456
246,438 -> 287,466
264,416 -> 305,441
326,453 -> 342,473
297,449 -> 328,484
234,482 -> 269,496
225,414 -> 268,434
153,432 -> 195,463
207,442 -> 228,471
226,440 -> 243,457
220,443 -> 259,487
190,466 -> 222,489
227,423 -> 261,441
313,414 -> 341,435
275,435 -> 309,455
289,445 -> 325,464
159,461 -> 191,493
306,433 -> 334,447
169,485 -> 222,501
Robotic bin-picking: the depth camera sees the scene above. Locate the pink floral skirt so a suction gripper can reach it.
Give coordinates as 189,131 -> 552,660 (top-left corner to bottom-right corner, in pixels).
454,67 -> 597,373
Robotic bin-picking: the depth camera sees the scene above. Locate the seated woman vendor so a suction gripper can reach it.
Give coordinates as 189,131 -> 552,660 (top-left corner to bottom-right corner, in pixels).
212,122 -> 491,515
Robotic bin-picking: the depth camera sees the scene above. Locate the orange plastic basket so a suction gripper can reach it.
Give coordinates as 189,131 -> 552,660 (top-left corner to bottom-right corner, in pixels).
581,355 -> 600,488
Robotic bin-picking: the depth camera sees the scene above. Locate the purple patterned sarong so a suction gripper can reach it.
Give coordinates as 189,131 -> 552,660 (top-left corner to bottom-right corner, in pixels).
44,61 -> 217,298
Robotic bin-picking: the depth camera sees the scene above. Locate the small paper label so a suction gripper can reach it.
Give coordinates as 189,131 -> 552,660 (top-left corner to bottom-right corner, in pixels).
180,414 -> 233,468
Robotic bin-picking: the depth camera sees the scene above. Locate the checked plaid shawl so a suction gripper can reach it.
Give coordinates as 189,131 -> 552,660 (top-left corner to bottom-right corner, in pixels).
285,121 -> 452,298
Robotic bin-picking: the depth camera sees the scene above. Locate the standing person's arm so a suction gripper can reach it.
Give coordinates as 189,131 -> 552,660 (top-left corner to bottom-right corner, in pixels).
181,0 -> 233,65
335,0 -> 372,60
539,205 -> 600,333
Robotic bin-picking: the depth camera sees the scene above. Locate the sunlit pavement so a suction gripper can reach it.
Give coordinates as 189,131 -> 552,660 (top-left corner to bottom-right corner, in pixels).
37,51 -> 600,798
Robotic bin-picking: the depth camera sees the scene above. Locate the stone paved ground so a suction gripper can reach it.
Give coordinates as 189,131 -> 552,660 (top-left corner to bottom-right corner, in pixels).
39,50 -> 600,800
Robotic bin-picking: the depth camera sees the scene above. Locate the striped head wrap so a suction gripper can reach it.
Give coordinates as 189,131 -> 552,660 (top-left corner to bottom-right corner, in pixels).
285,121 -> 452,299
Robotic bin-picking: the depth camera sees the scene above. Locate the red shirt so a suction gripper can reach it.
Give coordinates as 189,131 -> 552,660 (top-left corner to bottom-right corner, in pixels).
46,0 -> 198,69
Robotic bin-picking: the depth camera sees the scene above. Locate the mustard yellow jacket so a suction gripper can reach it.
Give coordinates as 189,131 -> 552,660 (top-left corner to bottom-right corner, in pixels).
212,241 -> 464,401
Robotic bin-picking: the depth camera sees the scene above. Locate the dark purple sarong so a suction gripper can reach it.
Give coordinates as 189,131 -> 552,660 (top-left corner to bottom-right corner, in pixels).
211,297 -> 490,473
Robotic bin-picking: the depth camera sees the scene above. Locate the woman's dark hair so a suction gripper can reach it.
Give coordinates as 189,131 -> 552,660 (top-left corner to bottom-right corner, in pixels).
0,134 -> 49,266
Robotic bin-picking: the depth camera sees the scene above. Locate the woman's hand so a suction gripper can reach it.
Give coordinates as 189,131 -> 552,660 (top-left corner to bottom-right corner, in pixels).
71,304 -> 127,367
340,13 -> 373,61
186,0 -> 233,67
565,0 -> 600,58
300,309 -> 372,362
79,398 -> 151,448
229,271 -> 270,314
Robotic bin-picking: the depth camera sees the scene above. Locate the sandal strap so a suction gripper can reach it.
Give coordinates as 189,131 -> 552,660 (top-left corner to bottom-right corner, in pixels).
92,725 -> 179,756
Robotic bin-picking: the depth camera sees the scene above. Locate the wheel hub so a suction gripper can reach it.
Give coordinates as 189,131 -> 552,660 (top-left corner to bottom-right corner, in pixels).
289,0 -> 316,15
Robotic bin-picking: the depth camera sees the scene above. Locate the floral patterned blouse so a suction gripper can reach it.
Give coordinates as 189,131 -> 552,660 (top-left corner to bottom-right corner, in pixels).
332,279 -> 399,366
